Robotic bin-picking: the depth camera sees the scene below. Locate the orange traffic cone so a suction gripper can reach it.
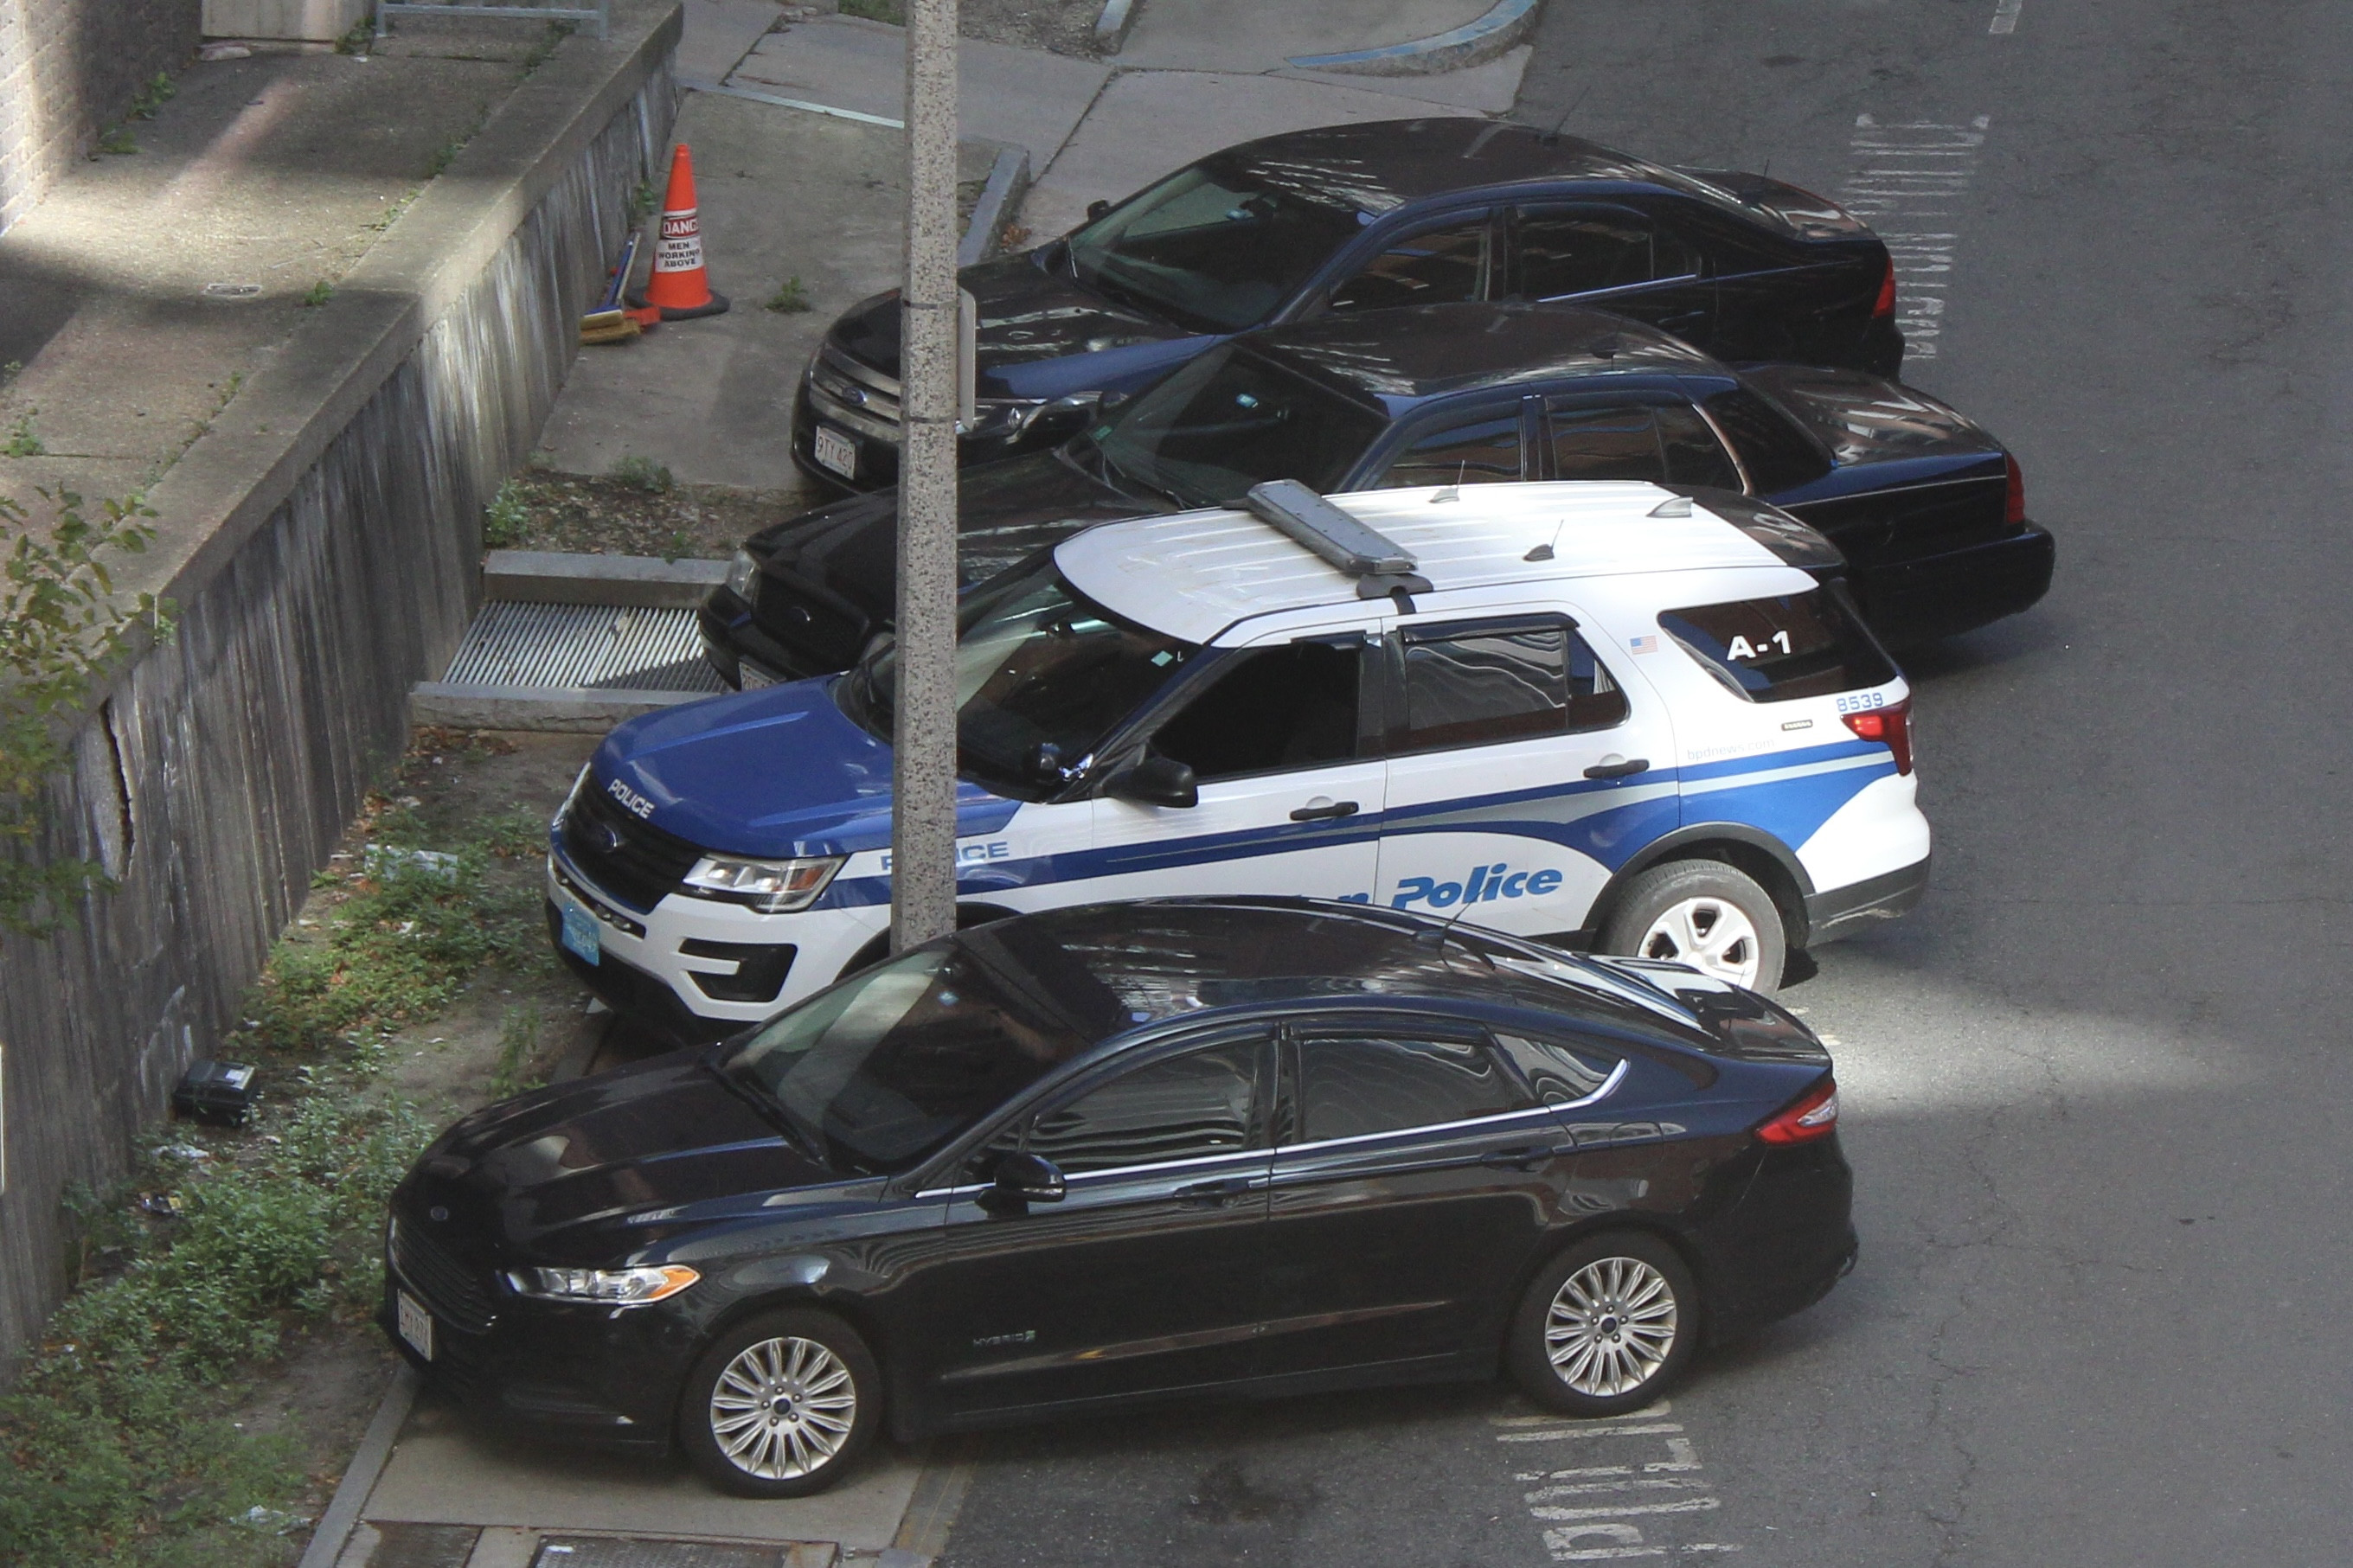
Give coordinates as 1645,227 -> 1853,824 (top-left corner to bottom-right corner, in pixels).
630,143 -> 729,321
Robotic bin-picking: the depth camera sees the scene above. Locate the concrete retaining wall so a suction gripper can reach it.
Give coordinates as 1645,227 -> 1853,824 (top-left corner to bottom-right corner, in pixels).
0,2 -> 683,1372
0,0 -> 201,237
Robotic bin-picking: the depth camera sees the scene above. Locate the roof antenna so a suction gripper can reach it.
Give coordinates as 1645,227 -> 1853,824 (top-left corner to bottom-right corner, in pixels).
1524,517 -> 1568,562
1538,84 -> 1593,147
1412,886 -> 1496,968
1430,459 -> 1467,503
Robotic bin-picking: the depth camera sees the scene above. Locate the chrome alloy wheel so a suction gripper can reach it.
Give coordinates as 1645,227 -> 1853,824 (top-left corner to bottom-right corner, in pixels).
1636,896 -> 1762,988
708,1335 -> 858,1481
1545,1256 -> 1679,1397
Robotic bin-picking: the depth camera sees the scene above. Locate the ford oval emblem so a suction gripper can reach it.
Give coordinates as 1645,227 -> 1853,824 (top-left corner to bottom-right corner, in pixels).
428,1206 -> 450,1222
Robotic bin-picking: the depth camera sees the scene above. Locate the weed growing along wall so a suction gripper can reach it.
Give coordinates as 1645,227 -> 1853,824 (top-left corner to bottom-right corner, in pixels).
0,0 -> 199,237
0,8 -> 680,1373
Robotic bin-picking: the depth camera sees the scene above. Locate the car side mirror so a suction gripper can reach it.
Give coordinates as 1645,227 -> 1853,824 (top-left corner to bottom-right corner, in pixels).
1098,390 -> 1129,411
1101,755 -> 1197,809
1087,198 -> 1112,222
986,1150 -> 1066,1209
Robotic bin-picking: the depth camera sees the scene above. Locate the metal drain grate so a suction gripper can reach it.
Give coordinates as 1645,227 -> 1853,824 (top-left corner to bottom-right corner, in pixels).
530,1538 -> 799,1568
441,602 -> 724,694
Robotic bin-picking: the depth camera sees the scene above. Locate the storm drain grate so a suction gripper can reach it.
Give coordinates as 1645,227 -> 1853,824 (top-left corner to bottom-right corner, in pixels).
530,1537 -> 801,1568
440,601 -> 724,694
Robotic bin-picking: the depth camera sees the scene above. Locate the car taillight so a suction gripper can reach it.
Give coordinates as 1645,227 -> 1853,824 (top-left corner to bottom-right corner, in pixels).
2004,453 -> 2026,528
1756,1078 -> 1839,1144
1872,257 -> 1897,321
1843,698 -> 1914,775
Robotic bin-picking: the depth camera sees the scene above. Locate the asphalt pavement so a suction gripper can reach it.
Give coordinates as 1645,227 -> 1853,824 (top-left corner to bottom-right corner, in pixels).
936,1 -> 2353,1563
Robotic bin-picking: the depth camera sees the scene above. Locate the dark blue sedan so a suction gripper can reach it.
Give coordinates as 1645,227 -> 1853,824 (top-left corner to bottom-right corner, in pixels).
793,118 -> 1906,494
706,301 -> 2052,687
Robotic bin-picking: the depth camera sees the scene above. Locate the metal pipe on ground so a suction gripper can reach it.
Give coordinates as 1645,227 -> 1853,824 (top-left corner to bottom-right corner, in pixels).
891,0 -> 961,953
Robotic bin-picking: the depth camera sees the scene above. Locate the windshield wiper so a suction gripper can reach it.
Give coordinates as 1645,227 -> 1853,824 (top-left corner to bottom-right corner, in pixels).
702,1057 -> 830,1167
1079,439 -> 1194,509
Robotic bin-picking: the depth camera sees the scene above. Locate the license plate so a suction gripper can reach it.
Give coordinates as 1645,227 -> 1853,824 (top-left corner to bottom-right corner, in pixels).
561,901 -> 602,965
396,1290 -> 435,1360
813,424 -> 858,478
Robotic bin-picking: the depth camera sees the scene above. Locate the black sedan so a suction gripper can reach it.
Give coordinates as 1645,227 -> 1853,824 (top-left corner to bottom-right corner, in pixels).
707,301 -> 2052,686
379,899 -> 1855,1497
794,118 -> 1906,494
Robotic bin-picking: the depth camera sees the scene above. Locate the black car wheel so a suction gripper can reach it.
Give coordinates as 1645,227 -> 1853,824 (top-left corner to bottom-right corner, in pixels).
1600,860 -> 1788,993
679,1309 -> 881,1497
1507,1232 -> 1698,1417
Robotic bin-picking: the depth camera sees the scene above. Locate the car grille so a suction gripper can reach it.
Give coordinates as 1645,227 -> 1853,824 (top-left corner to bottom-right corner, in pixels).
389,1217 -> 499,1334
558,778 -> 702,912
806,343 -> 902,436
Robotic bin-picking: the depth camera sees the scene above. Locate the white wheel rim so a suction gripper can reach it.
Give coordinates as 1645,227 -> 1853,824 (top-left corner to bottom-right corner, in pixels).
1637,895 -> 1763,987
1545,1256 -> 1679,1397
708,1335 -> 858,1481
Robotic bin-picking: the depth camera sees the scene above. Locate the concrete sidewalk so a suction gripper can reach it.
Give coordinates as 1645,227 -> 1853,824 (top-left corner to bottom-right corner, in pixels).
332,1385 -> 925,1567
0,37 -> 533,512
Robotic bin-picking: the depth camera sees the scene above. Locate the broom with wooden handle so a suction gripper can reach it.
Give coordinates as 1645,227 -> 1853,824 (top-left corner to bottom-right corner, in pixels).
580,231 -> 644,344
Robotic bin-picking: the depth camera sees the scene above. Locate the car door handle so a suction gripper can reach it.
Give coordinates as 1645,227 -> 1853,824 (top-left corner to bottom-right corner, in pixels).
1478,1146 -> 1560,1171
1289,800 -> 1360,822
1174,1176 -> 1257,1206
1583,758 -> 1650,781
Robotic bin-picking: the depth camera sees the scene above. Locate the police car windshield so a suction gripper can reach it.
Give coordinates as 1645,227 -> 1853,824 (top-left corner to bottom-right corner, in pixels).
717,935 -> 1119,1174
1065,161 -> 1368,335
846,555 -> 1196,794
1090,343 -> 1385,506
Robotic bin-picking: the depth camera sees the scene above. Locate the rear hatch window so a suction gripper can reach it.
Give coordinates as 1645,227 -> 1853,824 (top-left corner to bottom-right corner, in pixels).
1659,586 -> 1895,702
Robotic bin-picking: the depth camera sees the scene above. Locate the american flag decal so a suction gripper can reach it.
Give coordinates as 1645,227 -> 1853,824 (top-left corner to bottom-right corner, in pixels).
1629,634 -> 1659,654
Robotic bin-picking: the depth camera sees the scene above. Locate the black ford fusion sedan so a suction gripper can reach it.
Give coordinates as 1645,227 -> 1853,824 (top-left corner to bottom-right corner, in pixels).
706,301 -> 2051,687
793,117 -> 1906,495
380,899 -> 1856,1497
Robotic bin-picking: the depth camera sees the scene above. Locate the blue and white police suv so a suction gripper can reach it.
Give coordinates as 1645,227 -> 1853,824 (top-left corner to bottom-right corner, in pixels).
546,481 -> 1930,1034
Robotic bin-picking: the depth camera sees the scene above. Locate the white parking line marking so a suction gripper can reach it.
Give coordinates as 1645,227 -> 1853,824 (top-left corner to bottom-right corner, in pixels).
1840,114 -> 1991,358
1497,1422 -> 1684,1442
1990,0 -> 2023,33
1499,1410 -> 1743,1561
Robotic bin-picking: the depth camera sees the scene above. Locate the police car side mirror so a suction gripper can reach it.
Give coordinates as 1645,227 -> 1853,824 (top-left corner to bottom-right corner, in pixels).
986,1151 -> 1067,1209
1102,755 -> 1197,809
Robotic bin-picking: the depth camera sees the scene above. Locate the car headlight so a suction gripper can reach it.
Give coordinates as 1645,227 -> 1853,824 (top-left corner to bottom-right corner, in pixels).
506,1264 -> 701,1305
961,397 -> 1049,438
553,764 -> 592,834
679,852 -> 844,913
726,548 -> 760,601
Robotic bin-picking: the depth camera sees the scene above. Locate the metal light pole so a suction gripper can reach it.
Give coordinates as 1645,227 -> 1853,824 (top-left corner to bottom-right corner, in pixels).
890,0 -> 960,952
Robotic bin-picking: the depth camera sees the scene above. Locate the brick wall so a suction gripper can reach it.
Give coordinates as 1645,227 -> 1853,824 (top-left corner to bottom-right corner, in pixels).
0,0 -> 201,236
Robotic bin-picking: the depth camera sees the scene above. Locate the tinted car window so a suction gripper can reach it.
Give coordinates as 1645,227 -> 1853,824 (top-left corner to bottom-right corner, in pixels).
1655,404 -> 1744,488
1703,387 -> 1831,492
1547,402 -> 1666,482
723,942 -> 1110,1174
1093,344 -> 1386,506
1380,410 -> 1524,488
1151,642 -> 1362,780
1329,220 -> 1490,312
1066,163 -> 1367,333
1396,620 -> 1629,752
1513,207 -> 1699,298
1492,1033 -> 1620,1105
1026,1040 -> 1264,1174
1548,400 -> 1741,488
1296,1034 -> 1532,1142
1658,588 -> 1898,702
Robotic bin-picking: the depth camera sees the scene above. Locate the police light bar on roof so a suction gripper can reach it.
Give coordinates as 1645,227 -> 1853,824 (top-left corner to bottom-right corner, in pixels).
1246,481 -> 1415,576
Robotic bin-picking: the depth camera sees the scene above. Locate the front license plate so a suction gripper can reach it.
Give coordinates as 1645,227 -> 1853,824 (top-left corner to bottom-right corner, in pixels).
561,901 -> 602,965
813,424 -> 858,478
396,1290 -> 435,1361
